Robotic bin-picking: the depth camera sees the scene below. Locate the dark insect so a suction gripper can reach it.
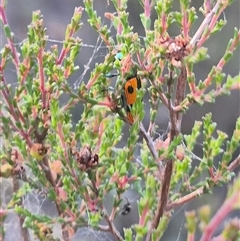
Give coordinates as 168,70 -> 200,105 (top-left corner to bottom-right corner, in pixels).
120,197 -> 131,215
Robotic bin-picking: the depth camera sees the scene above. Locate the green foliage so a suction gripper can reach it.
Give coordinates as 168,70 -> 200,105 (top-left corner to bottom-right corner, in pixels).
185,177 -> 240,240
0,0 -> 239,241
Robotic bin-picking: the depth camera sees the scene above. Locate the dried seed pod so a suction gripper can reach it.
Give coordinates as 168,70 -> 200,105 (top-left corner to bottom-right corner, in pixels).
161,35 -> 191,67
34,221 -> 53,240
30,143 -> 48,161
75,145 -> 99,171
0,163 -> 13,178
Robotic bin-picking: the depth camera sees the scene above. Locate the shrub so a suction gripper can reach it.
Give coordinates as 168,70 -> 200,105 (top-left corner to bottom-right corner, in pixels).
0,0 -> 239,241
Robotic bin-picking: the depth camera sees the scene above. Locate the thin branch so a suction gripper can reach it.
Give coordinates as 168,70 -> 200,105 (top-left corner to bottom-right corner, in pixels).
197,2 -> 227,48
211,219 -> 240,241
146,65 -> 187,241
38,47 -> 47,110
56,122 -> 80,186
147,73 -> 175,240
228,155 -> 240,171
172,81 -> 240,113
102,208 -> 123,241
190,0 -> 223,46
174,66 -> 187,125
0,4 -> 20,69
0,75 -> 26,124
148,78 -> 170,109
148,159 -> 173,238
200,190 -> 239,241
166,186 -> 204,212
139,122 -> 164,179
165,155 -> 240,211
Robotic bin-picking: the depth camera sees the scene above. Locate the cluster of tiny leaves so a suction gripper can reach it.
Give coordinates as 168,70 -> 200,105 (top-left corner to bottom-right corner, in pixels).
0,0 -> 239,240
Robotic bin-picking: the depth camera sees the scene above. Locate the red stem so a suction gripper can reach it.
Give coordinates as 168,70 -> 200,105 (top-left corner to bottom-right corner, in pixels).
166,156 -> 240,211
38,47 -> 47,110
57,47 -> 70,65
182,10 -> 189,40
139,202 -> 149,226
188,233 -> 195,241
0,5 -> 20,69
56,123 -> 81,186
1,75 -> 25,123
86,73 -> 101,89
144,0 -> 150,18
197,3 -> 226,48
200,190 -> 239,241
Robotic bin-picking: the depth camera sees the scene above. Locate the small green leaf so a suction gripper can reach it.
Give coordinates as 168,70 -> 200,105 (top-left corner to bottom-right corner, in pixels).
3,25 -> 12,38
185,211 -> 197,233
124,228 -> 133,241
